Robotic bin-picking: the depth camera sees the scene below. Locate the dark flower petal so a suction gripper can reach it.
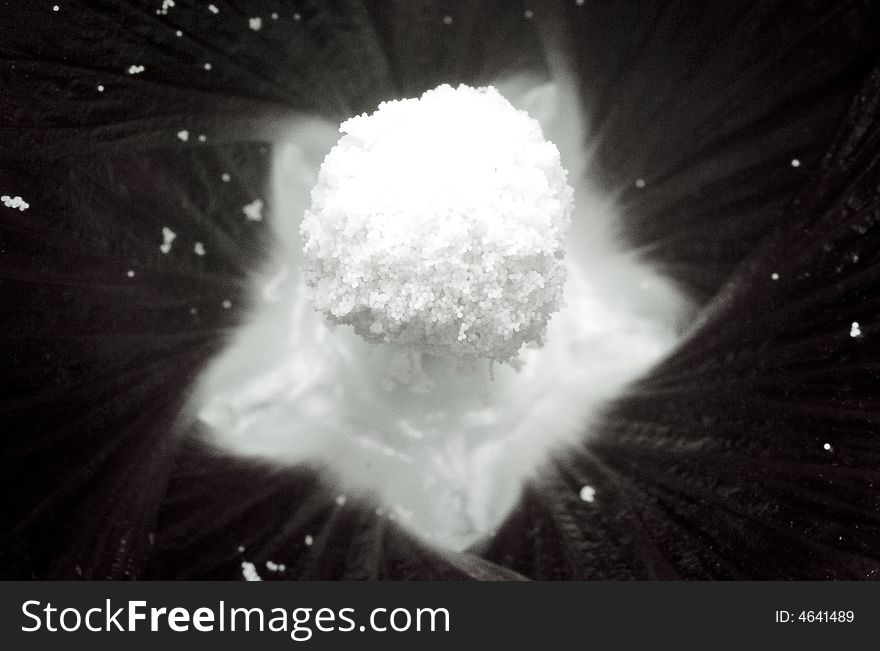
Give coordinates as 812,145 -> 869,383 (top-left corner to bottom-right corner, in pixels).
479,62 -> 880,579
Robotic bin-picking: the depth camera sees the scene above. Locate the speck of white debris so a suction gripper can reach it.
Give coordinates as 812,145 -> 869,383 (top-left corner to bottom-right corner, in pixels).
304,535 -> 314,546
249,17 -> 262,31
271,12 -> 278,20
771,272 -> 779,280
243,198 -> 264,222
237,545 -> 245,553
791,158 -> 801,168
524,9 -> 534,19
579,485 -> 596,503
189,306 -> 198,315
53,5 -> 59,11
823,442 -> 832,451
221,173 -> 231,182
222,299 -> 232,309
156,0 -> 175,15
241,561 -> 262,581
198,134 -> 207,143
127,270 -> 135,278
208,3 -> 218,14
194,241 -> 206,256
159,226 -> 176,254
1,195 -> 30,211
442,15 -> 453,25
635,178 -> 646,188
335,494 -> 347,506
176,30 -> 183,37
850,321 -> 861,338
300,84 -> 573,363
203,62 -> 212,71
576,0 -> 584,5
265,560 -> 285,572
176,129 -> 189,142
97,84 -> 105,92
127,65 -> 145,75
293,12 -> 301,21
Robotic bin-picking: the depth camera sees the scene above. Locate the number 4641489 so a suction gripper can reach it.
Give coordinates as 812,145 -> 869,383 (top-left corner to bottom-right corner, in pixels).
798,611 -> 854,623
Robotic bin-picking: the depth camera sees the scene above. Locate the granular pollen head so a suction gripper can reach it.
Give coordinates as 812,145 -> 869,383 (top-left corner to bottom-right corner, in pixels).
300,84 -> 573,362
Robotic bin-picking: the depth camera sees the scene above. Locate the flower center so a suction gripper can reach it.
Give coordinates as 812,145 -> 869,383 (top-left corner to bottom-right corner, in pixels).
194,80 -> 692,549
300,84 -> 573,362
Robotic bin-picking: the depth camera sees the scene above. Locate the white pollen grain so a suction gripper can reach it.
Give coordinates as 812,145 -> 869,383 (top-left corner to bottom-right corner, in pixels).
241,561 -> 261,581
249,17 -> 262,31
1,195 -> 29,211
579,485 -> 596,503
194,241 -> 206,256
176,129 -> 189,142
159,226 -> 176,254
243,198 -> 264,222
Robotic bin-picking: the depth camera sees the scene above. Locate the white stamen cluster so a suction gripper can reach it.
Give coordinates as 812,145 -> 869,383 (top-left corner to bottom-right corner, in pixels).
300,84 -> 573,362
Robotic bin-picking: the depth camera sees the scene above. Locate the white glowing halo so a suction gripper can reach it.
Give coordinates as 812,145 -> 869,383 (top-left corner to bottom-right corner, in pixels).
194,78 -> 692,549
